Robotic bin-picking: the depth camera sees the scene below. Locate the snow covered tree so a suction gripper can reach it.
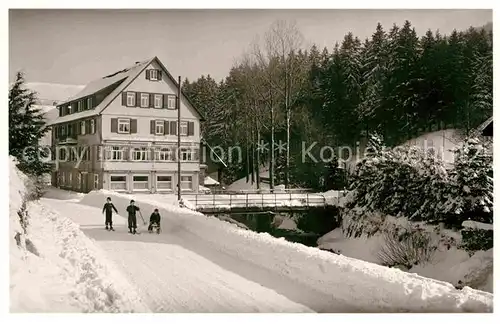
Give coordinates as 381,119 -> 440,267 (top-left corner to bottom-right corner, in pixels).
9,72 -> 51,176
440,138 -> 493,225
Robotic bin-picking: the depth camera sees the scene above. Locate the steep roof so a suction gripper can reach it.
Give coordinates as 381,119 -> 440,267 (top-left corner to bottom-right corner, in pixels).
49,56 -> 204,125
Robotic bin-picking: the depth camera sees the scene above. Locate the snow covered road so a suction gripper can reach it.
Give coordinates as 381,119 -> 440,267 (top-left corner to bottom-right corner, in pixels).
41,198 -> 317,313
38,189 -> 493,313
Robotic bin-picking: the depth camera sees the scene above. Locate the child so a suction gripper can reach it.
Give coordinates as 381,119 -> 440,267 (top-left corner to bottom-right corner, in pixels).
102,197 -> 118,231
126,200 -> 140,234
148,208 -> 161,233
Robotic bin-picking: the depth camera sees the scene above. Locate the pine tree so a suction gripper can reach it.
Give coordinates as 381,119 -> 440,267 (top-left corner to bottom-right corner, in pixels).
442,138 -> 493,224
9,72 -> 51,176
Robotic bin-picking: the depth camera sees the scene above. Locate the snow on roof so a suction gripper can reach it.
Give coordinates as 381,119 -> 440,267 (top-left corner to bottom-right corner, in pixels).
204,176 -> 220,186
50,56 -> 205,125
62,59 -> 151,104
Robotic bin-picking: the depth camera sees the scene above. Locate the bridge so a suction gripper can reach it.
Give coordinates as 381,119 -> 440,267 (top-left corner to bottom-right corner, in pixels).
182,191 -> 345,214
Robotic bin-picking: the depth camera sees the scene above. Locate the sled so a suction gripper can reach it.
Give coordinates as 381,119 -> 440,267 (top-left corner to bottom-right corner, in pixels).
149,224 -> 161,234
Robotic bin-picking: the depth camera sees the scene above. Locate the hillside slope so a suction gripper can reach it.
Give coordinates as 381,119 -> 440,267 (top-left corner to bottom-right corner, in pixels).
9,158 -> 149,312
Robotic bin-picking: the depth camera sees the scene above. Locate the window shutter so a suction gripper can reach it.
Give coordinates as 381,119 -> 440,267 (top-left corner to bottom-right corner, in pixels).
135,92 -> 140,107
158,70 -> 162,80
111,118 -> 118,133
170,121 -> 177,135
164,120 -> 169,135
150,120 -> 155,134
122,92 -> 127,106
146,70 -> 150,80
149,93 -> 154,108
131,119 -> 137,134
187,122 -> 194,136
163,94 -> 168,108
194,148 -> 199,161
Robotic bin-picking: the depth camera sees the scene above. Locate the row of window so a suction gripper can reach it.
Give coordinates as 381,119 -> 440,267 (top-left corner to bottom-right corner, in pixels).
111,118 -> 195,136
122,91 -> 177,109
59,96 -> 95,117
105,146 -> 198,162
55,118 -> 96,139
57,146 -> 91,161
58,171 -> 99,190
110,174 -> 193,191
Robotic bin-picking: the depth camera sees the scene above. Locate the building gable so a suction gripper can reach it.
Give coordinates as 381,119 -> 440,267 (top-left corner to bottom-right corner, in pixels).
103,59 -> 201,120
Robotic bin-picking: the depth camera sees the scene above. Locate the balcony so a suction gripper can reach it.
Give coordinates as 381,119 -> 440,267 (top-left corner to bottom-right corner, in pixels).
57,135 -> 78,145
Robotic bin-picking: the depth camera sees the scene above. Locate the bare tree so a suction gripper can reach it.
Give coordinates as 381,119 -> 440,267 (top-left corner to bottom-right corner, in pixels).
262,20 -> 304,188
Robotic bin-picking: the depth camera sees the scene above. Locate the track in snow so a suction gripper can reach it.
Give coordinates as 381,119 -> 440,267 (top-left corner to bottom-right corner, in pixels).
42,198 -> 358,313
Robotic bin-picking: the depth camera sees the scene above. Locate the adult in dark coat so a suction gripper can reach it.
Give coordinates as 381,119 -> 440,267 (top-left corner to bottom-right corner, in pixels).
148,208 -> 161,232
102,197 -> 118,231
126,200 -> 140,234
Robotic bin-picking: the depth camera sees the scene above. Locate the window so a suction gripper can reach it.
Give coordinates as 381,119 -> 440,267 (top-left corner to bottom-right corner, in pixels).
110,175 -> 127,191
126,92 -> 136,106
140,93 -> 149,108
131,147 -> 149,161
156,175 -> 172,191
150,70 -> 159,81
107,146 -> 124,161
133,175 -> 149,191
94,173 -> 99,189
155,120 -> 164,135
180,148 -> 194,161
180,175 -> 193,190
80,121 -> 86,135
180,121 -> 188,136
118,119 -> 130,134
154,94 -> 163,108
77,101 -> 82,112
167,95 -> 176,109
87,97 -> 93,109
61,125 -> 66,137
90,119 -> 95,134
68,105 -> 73,114
155,147 -> 174,161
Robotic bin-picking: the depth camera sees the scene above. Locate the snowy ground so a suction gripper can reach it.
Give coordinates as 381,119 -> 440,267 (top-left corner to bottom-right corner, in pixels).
317,227 -> 493,293
36,188 -> 493,312
9,159 -> 149,312
41,198 -> 313,313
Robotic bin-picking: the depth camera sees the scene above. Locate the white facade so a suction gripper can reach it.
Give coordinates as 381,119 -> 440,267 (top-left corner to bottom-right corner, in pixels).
50,57 -> 203,194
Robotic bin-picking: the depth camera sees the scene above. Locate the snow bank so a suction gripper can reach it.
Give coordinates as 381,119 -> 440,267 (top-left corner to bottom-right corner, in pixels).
80,190 -> 493,312
462,220 -> 493,231
318,226 -> 493,293
9,159 -> 149,312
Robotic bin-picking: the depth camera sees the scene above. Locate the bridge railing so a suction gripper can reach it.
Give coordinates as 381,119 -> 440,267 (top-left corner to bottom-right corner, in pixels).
183,192 -> 327,210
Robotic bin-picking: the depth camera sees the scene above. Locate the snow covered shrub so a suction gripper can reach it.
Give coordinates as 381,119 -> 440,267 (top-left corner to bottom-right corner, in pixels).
341,207 -> 386,238
460,228 -> 493,255
346,133 -> 450,226
377,224 -> 437,269
439,138 -> 493,225
24,175 -> 47,201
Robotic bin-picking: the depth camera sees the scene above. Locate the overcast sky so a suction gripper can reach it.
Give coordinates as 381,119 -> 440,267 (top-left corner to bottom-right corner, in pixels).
9,9 -> 492,86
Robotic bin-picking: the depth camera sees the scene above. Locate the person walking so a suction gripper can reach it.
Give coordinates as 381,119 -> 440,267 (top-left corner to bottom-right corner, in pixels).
102,197 -> 118,231
126,200 -> 141,234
